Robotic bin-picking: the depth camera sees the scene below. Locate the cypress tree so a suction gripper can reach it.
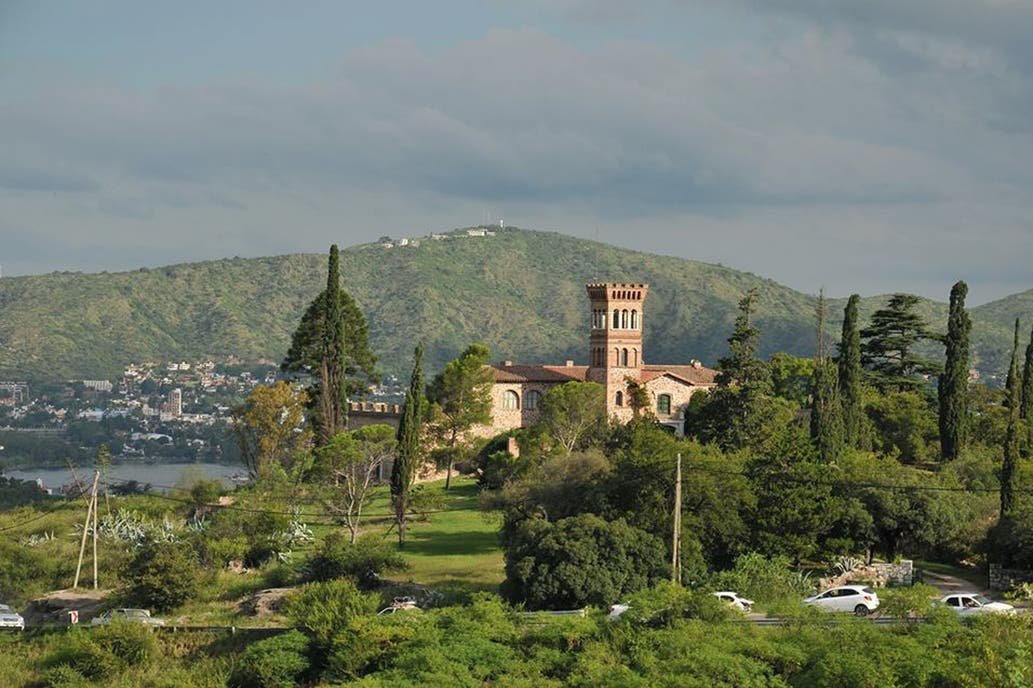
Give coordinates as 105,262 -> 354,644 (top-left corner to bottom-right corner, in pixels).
837,294 -> 862,448
392,343 -> 424,546
938,281 -> 971,461
1001,319 -> 1021,518
281,245 -> 377,448
318,244 -> 346,446
1021,324 -> 1033,455
811,291 -> 844,463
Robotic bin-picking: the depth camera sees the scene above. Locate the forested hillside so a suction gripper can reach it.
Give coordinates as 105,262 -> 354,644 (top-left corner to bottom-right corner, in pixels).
0,228 -> 1026,380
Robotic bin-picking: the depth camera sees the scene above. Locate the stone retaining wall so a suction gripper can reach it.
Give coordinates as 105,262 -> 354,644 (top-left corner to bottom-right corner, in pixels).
989,563 -> 1033,591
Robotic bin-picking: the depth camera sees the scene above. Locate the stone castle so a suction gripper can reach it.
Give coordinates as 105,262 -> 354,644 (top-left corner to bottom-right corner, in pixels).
484,282 -> 718,437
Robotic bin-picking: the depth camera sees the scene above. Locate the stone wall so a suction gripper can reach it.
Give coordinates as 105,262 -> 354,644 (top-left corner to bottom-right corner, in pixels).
989,563 -> 1033,591
819,560 -> 915,590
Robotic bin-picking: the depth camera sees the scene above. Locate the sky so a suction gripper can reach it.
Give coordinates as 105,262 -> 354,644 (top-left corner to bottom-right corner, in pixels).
1,0 -> 1031,304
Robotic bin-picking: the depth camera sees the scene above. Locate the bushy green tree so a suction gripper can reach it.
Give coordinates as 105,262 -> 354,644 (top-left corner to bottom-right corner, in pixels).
865,390 -> 939,464
860,293 -> 940,392
121,539 -> 202,612
286,578 -> 379,653
502,513 -> 666,610
427,343 -> 493,489
533,381 -> 608,454
938,281 -> 971,461
302,532 -> 406,587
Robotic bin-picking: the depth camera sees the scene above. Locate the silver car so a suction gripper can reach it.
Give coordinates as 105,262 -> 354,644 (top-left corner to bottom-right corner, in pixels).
90,608 -> 166,627
0,604 -> 24,630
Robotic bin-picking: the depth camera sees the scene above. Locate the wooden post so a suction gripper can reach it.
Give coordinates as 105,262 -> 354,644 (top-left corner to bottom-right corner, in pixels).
73,471 -> 100,589
671,453 -> 682,583
92,473 -> 100,589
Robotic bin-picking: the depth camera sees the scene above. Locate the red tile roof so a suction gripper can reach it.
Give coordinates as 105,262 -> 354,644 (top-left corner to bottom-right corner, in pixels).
490,362 -> 718,386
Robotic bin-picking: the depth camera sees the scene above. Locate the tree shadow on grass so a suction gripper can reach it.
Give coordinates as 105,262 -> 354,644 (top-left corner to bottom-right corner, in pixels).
401,529 -> 500,558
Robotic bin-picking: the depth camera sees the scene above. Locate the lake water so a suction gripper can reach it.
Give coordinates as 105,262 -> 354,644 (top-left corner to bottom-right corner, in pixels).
6,462 -> 246,493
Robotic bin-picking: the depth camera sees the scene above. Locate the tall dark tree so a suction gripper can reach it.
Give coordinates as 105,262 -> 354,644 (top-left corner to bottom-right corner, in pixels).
392,343 -> 424,546
938,281 -> 971,462
838,294 -> 863,448
1021,324 -> 1033,456
714,288 -> 771,449
281,245 -> 377,447
1001,319 -> 1021,519
860,293 -> 940,392
811,291 -> 844,463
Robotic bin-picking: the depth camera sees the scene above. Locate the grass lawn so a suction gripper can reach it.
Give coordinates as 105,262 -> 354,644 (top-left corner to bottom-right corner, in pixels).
363,476 -> 505,593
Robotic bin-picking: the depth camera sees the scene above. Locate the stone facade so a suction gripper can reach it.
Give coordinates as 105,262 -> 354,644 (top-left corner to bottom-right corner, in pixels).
482,282 -> 718,438
989,563 -> 1033,591
819,560 -> 915,590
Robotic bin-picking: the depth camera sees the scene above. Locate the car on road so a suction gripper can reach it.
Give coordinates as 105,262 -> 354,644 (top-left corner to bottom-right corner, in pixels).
940,593 -> 1015,616
90,609 -> 166,627
0,604 -> 24,630
803,585 -> 880,616
607,603 -> 630,621
712,592 -> 754,613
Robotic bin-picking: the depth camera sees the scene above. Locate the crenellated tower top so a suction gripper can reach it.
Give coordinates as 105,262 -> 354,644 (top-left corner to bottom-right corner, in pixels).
586,283 -> 649,389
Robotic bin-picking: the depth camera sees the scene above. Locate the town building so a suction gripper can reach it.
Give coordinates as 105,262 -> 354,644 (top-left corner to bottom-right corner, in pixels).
483,283 -> 718,437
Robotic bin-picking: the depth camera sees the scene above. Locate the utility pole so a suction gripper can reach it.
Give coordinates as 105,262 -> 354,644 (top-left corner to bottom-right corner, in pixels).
671,453 -> 682,583
73,470 -> 100,590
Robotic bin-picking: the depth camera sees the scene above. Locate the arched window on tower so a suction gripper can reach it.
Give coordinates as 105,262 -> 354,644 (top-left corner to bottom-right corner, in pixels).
621,309 -> 629,328
615,391 -> 624,407
612,309 -> 620,329
502,390 -> 520,410
614,348 -> 620,366
631,309 -> 638,329
633,348 -> 638,366
621,348 -> 628,367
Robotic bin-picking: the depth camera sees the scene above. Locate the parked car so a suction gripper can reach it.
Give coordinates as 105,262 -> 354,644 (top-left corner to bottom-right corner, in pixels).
607,603 -> 630,621
377,597 -> 419,616
803,585 -> 880,616
940,593 -> 1015,616
90,609 -> 166,627
0,604 -> 24,630
712,592 -> 753,613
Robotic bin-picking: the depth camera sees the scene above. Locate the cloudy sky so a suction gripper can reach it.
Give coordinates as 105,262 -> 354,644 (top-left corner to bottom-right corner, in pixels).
2,1 -> 1031,303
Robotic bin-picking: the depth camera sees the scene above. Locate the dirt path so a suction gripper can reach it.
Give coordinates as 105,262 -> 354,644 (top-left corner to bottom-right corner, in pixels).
922,569 -> 988,595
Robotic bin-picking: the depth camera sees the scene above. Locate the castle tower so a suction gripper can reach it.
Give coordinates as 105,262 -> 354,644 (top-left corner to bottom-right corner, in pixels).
586,283 -> 648,419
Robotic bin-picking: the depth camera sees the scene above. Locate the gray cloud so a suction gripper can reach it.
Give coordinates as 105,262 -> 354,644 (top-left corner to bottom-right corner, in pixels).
1,19 -> 1030,301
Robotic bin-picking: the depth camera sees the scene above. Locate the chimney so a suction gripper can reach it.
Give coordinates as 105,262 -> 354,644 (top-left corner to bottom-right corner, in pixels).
502,360 -> 513,367
565,360 -> 574,367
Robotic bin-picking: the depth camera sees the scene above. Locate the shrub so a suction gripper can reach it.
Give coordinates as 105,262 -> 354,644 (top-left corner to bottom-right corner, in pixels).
303,533 -> 407,586
122,538 -> 203,611
45,631 -> 120,681
227,630 -> 310,688
503,513 -> 667,610
91,618 -> 158,665
286,578 -> 379,650
42,665 -> 88,688
711,552 -> 815,606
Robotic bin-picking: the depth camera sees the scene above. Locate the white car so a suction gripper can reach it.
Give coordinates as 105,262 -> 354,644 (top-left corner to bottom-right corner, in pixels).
90,609 -> 166,627
0,604 -> 24,630
941,593 -> 1015,616
712,592 -> 753,613
803,585 -> 880,616
607,603 -> 630,621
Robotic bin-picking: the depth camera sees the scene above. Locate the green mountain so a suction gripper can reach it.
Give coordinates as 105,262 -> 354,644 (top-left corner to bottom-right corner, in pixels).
0,228 -> 1028,381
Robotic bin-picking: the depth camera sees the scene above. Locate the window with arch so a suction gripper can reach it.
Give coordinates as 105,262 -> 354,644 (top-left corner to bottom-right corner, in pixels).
502,390 -> 520,410
621,348 -> 629,367
621,309 -> 629,328
615,391 -> 624,407
612,309 -> 620,329
614,347 -> 620,366
525,390 -> 542,410
631,309 -> 638,329
657,394 -> 672,415
632,348 -> 638,367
